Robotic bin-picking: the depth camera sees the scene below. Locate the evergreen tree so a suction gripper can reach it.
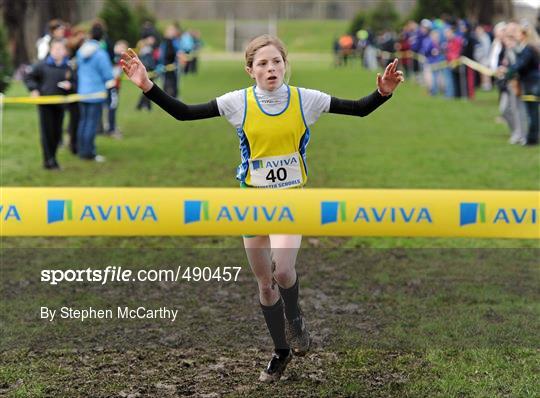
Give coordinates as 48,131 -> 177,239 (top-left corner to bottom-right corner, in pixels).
133,2 -> 156,29
99,0 -> 139,46
368,0 -> 400,33
0,23 -> 12,93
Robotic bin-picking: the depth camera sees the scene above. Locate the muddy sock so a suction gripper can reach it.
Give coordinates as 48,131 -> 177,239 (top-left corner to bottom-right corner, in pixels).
260,299 -> 289,351
279,276 -> 300,321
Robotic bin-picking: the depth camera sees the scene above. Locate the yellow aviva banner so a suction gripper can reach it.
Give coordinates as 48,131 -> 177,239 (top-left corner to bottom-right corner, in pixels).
1,188 -> 539,238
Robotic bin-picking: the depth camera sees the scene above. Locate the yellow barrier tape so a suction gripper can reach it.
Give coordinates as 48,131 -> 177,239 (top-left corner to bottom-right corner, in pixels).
1,188 -> 538,238
380,50 -> 539,101
0,91 -> 107,105
521,95 -> 540,102
146,63 -> 178,80
458,56 -> 495,77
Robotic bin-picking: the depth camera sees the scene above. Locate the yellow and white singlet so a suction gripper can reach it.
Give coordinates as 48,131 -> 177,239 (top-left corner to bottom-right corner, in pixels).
236,85 -> 310,188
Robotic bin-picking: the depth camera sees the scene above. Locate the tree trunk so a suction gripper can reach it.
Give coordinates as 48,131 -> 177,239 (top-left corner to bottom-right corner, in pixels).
466,0 -> 513,24
1,0 -> 81,67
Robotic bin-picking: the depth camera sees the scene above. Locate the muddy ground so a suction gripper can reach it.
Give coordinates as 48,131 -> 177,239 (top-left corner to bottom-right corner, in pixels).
1,248 -> 538,397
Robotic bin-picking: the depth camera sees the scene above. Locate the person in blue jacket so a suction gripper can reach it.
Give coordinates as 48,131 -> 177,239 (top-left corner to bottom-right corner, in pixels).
76,23 -> 113,162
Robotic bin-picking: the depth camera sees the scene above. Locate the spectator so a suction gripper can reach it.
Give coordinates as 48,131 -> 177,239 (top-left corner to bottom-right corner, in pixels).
107,39 -> 128,138
474,25 -> 493,90
179,29 -> 195,73
489,22 -> 510,127
159,24 -> 181,97
378,30 -> 395,67
188,29 -> 203,74
136,35 -> 157,110
459,20 -> 477,98
36,19 -> 66,61
66,27 -> 86,154
444,26 -> 463,98
499,22 -> 528,145
397,22 -> 414,76
24,39 -> 75,169
502,21 -> 540,145
362,30 -> 378,70
425,30 -> 446,95
141,20 -> 161,47
76,23 -> 113,161
91,19 -> 115,135
413,19 -> 432,84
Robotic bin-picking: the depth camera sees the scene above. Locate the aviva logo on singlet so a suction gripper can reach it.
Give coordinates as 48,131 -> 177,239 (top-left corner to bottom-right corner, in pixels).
183,200 -> 294,223
47,200 -> 158,224
321,201 -> 433,224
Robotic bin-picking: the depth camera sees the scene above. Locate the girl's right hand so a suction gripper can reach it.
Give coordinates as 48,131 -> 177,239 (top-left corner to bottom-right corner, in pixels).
120,48 -> 153,92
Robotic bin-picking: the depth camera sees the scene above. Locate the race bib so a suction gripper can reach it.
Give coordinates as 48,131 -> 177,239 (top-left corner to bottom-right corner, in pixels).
249,152 -> 303,188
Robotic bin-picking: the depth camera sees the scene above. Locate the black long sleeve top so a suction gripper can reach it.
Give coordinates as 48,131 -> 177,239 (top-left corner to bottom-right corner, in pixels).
143,83 -> 392,121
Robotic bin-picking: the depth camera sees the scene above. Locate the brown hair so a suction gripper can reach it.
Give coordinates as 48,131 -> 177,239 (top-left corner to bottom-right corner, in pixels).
49,38 -> 66,47
244,34 -> 288,67
48,19 -> 64,33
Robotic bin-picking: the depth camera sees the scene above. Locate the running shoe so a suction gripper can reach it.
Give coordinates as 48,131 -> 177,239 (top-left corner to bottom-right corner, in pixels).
259,349 -> 292,382
286,312 -> 311,356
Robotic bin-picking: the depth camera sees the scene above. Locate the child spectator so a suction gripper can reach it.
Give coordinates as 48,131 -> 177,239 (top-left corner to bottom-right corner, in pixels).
24,39 -> 74,169
36,19 -> 66,61
158,24 -> 181,98
136,35 -> 156,110
65,27 -> 86,154
107,39 -> 128,138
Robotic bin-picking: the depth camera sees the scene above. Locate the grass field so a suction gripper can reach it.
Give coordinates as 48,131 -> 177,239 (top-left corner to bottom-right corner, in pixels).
1,57 -> 539,397
155,19 -> 349,53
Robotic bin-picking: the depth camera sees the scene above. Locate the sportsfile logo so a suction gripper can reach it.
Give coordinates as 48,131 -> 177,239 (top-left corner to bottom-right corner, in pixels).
460,202 -> 538,226
47,200 -> 157,223
184,200 -> 209,223
459,202 -> 486,226
48,200 -> 73,223
321,201 -> 346,224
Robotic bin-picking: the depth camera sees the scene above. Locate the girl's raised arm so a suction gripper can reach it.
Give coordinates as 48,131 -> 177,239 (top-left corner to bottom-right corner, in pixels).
329,58 -> 403,117
120,48 -> 153,92
376,58 -> 404,96
120,48 -> 220,121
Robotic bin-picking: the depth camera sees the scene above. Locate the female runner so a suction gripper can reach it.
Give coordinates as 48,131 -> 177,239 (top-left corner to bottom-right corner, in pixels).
121,35 -> 403,382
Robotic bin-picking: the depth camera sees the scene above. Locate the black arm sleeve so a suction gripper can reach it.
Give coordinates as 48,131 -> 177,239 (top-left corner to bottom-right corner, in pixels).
329,89 -> 392,117
143,83 -> 220,121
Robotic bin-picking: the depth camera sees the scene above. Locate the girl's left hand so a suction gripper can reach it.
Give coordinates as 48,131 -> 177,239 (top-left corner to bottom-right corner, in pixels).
377,58 -> 404,96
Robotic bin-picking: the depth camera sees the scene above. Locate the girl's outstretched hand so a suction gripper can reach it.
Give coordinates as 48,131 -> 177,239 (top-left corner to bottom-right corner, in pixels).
120,48 -> 153,92
377,58 -> 404,96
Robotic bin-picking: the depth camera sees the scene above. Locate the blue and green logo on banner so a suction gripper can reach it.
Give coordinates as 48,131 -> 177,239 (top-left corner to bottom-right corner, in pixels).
321,201 -> 347,224
460,202 -> 486,226
47,200 -> 73,223
184,200 -> 209,223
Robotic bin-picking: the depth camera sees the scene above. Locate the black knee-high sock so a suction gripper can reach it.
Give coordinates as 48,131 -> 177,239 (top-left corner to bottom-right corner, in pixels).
260,299 -> 289,351
279,276 -> 300,321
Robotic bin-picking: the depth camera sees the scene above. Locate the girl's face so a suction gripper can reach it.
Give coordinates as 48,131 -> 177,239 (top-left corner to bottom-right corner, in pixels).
246,45 -> 286,91
49,42 -> 67,62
